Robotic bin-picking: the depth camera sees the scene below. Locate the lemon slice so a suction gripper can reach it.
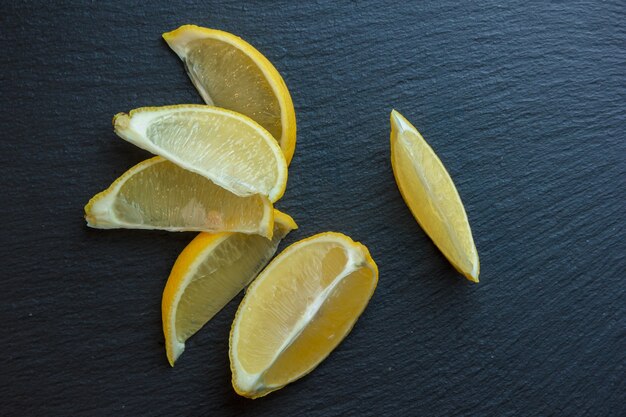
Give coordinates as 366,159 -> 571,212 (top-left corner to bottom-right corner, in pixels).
390,110 -> 480,282
163,25 -> 297,164
85,156 -> 273,237
113,105 -> 288,202
229,232 -> 378,398
162,210 -> 297,366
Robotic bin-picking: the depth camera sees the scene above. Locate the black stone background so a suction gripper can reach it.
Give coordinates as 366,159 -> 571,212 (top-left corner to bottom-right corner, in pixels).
1,1 -> 624,416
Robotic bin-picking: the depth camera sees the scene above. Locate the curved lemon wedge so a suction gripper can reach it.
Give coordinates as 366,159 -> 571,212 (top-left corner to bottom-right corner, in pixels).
84,156 -> 273,237
162,210 -> 297,366
229,232 -> 378,398
390,110 -> 479,282
113,105 -> 288,202
163,25 -> 297,164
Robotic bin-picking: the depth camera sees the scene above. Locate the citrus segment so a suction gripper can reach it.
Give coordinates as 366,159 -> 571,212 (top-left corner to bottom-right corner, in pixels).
163,25 -> 297,163
84,156 -> 273,236
229,232 -> 378,398
113,105 -> 287,201
162,210 -> 297,366
390,110 -> 479,282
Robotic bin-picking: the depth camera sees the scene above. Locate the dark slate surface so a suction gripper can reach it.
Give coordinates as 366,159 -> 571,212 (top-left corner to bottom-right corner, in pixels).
1,1 -> 624,415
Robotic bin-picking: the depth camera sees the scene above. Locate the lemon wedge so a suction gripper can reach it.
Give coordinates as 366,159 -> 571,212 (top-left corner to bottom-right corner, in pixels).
229,232 -> 378,398
162,210 -> 297,366
390,110 -> 479,282
113,105 -> 288,202
163,25 -> 297,164
84,156 -> 273,237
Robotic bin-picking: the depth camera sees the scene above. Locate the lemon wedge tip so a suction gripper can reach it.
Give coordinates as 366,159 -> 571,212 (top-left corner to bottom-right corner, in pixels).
466,257 -> 480,283
273,210 -> 297,231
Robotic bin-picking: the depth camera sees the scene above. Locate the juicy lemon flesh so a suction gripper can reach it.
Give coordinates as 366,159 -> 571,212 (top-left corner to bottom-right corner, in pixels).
142,109 -> 281,199
185,38 -> 283,142
170,219 -> 294,364
391,111 -> 479,281
112,159 -> 269,233
262,266 -> 375,388
237,244 -> 348,374
232,235 -> 378,398
86,157 -> 272,235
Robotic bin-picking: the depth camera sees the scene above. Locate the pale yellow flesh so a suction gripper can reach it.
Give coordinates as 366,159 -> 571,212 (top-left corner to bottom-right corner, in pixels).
185,39 -> 282,141
113,105 -> 288,202
84,156 -> 273,236
390,110 -> 479,282
162,211 -> 297,366
230,232 -> 378,398
163,25 -> 297,164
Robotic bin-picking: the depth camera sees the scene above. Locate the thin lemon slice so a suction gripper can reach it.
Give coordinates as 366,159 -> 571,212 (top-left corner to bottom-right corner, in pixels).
113,105 -> 288,202
162,210 -> 297,366
229,232 -> 378,398
390,110 -> 480,282
84,156 -> 273,237
163,25 -> 297,164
